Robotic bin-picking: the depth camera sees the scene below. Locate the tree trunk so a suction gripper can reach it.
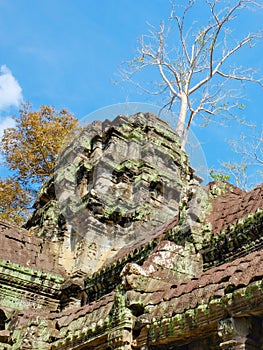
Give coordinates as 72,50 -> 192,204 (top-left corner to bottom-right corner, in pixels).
176,92 -> 188,145
181,127 -> 189,150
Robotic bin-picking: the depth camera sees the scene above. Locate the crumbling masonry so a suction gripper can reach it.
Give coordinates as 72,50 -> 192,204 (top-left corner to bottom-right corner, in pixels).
0,113 -> 262,349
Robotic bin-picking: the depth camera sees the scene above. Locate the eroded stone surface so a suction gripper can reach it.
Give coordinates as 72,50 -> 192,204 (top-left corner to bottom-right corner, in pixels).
0,113 -> 263,349
26,112 -> 193,275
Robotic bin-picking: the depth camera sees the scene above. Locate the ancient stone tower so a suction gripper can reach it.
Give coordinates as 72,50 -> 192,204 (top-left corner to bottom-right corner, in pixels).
0,112 -> 262,349
26,112 -> 193,275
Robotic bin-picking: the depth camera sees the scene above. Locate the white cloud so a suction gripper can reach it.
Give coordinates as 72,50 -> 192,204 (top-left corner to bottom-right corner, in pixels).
0,116 -> 15,139
0,65 -> 23,111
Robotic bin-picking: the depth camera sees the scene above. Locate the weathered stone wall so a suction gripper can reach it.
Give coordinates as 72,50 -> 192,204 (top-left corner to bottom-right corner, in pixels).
0,221 -> 64,274
1,113 -> 263,349
0,221 -> 65,315
26,113 -> 194,276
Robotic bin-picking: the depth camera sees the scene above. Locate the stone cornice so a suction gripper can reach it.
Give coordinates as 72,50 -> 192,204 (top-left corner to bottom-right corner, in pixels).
0,259 -> 64,310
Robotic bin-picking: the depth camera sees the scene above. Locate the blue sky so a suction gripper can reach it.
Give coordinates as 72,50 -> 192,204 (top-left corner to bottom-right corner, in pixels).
0,0 -> 262,186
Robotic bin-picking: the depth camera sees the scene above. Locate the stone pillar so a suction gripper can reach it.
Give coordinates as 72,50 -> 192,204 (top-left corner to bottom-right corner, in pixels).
108,328 -> 133,350
218,317 -> 262,350
107,289 -> 134,350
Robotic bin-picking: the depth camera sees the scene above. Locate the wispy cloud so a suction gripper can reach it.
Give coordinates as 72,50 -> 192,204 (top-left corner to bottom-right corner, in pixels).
0,65 -> 23,166
0,117 -> 16,167
0,65 -> 23,111
0,116 -> 15,140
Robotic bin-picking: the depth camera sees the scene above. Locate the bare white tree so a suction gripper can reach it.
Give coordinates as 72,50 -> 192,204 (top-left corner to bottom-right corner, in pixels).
122,0 -> 263,147
230,131 -> 263,167
222,129 -> 263,188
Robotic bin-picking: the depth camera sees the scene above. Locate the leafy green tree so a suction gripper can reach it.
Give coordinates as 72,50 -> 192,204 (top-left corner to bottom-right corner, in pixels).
209,169 -> 230,182
0,103 -> 79,224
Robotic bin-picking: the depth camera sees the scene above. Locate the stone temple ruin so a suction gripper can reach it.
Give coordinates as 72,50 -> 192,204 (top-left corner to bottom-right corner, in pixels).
0,112 -> 262,349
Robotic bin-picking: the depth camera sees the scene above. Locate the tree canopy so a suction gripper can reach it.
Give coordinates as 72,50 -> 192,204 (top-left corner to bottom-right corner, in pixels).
0,178 -> 32,224
0,103 -> 79,224
221,130 -> 263,189
123,0 -> 263,147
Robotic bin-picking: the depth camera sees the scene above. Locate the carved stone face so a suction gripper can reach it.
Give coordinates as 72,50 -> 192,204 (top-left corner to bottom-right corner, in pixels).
52,113 -> 191,273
